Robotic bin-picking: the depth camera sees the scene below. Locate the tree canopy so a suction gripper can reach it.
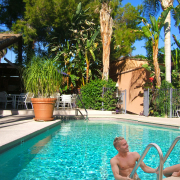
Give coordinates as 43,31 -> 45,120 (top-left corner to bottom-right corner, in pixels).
112,3 -> 143,58
0,0 -> 145,88
0,0 -> 143,61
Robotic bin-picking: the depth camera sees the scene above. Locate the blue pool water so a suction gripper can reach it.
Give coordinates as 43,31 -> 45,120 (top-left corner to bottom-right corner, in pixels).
0,120 -> 180,180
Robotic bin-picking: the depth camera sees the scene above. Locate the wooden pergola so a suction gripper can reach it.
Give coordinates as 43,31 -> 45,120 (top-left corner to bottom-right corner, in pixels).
0,33 -> 22,63
0,34 -> 23,94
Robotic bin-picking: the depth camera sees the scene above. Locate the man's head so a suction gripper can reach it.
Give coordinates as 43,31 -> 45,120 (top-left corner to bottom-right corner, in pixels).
113,136 -> 129,152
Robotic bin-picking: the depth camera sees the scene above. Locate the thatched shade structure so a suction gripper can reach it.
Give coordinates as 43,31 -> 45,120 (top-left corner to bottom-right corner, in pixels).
0,34 -> 22,63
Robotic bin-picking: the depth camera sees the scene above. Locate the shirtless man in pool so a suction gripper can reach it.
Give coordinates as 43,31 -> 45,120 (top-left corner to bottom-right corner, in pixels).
110,137 -> 157,180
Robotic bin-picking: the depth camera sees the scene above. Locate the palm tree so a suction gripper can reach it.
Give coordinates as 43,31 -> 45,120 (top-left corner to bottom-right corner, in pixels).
52,40 -> 74,89
75,28 -> 100,84
140,8 -> 171,87
51,2 -> 100,87
84,30 -> 100,84
142,0 -> 174,83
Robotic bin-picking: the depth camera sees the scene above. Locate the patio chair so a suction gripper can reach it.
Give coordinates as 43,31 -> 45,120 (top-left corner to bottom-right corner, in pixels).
61,94 -> 72,109
50,92 -> 60,109
16,93 -> 27,109
17,92 -> 34,109
25,92 -> 34,109
0,91 -> 13,109
56,94 -> 61,109
71,94 -> 77,108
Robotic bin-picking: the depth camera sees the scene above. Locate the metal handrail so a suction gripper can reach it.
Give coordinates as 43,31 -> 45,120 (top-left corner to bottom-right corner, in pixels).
163,136 -> 180,164
129,143 -> 164,180
76,92 -> 88,120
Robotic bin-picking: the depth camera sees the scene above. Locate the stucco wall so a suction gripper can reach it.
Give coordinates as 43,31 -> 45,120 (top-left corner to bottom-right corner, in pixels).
109,58 -> 150,114
118,68 -> 150,114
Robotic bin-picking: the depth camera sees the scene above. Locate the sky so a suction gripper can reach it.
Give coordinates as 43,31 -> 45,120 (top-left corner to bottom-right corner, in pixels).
1,0 -> 180,63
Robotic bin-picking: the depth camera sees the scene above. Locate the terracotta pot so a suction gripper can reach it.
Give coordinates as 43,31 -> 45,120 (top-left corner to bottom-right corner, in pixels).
31,98 -> 57,121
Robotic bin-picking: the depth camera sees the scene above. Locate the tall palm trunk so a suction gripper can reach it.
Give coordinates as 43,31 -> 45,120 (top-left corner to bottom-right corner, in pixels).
164,10 -> 171,83
153,42 -> 161,88
161,0 -> 173,83
100,3 -> 113,81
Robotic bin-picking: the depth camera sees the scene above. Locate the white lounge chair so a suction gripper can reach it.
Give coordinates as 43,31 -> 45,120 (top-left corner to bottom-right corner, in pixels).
61,94 -> 72,109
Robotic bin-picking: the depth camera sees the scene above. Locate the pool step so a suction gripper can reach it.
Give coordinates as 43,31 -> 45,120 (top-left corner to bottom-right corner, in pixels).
55,115 -> 85,120
163,177 -> 180,180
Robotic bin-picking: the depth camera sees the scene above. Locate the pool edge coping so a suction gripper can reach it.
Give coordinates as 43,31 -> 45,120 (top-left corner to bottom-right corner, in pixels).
0,119 -> 62,154
88,116 -> 180,130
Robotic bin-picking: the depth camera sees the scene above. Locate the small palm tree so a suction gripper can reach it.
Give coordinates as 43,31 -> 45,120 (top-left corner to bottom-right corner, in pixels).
142,0 -> 174,83
139,8 -> 171,87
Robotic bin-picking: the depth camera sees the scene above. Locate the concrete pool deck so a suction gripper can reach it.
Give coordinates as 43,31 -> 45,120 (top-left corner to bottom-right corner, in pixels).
0,109 -> 180,180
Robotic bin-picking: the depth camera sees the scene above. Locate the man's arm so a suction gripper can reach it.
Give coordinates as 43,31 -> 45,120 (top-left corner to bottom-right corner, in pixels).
164,164 -> 180,177
110,158 -> 133,180
135,153 -> 156,173
171,164 -> 180,177
172,170 -> 180,177
140,161 -> 157,173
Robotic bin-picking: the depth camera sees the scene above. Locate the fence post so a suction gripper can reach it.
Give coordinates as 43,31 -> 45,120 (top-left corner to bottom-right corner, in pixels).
144,88 -> 149,117
170,88 -> 172,118
124,89 -> 126,114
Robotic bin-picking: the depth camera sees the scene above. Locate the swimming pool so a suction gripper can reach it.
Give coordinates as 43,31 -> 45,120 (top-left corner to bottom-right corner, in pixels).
0,120 -> 180,180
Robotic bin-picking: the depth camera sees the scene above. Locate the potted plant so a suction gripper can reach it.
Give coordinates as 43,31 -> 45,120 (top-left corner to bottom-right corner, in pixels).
23,56 -> 62,121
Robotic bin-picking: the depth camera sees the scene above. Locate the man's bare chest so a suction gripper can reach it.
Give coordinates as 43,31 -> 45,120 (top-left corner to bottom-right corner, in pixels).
117,156 -> 136,170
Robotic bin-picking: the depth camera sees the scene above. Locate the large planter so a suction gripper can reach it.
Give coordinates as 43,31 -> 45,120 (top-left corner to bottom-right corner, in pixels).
31,98 -> 57,121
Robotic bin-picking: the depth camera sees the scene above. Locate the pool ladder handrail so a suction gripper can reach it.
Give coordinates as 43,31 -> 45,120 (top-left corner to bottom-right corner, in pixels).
129,143 -> 164,180
162,136 -> 180,167
76,92 -> 88,120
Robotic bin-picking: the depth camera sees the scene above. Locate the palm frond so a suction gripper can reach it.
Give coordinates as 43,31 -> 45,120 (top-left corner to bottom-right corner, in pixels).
142,26 -> 151,38
158,6 -> 173,30
150,15 -> 158,32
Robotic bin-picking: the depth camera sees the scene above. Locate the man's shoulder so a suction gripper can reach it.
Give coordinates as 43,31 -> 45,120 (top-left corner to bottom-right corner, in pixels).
110,155 -> 117,161
130,151 -> 139,154
110,155 -> 119,164
110,156 -> 117,166
128,151 -> 140,157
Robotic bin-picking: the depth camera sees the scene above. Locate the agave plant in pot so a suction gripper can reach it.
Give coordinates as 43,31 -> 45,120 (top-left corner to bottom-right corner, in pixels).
23,56 -> 62,121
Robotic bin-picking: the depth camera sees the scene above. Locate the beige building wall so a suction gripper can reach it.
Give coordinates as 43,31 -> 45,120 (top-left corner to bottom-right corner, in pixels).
110,57 -> 150,114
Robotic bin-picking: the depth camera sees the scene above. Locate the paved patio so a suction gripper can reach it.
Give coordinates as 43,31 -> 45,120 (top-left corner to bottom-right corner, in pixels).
0,109 -> 180,180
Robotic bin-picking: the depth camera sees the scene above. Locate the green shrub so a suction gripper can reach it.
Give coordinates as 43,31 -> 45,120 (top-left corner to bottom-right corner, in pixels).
149,80 -> 172,117
77,78 -> 117,111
